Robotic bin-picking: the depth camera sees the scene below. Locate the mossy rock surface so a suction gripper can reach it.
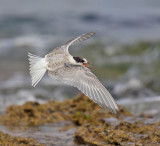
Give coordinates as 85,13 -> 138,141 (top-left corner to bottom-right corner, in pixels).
74,122 -> 160,146
0,94 -> 159,145
0,94 -> 131,127
0,131 -> 43,146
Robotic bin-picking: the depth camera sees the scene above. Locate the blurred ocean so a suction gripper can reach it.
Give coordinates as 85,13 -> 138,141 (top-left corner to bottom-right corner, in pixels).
0,0 -> 160,114
1,0 -> 160,42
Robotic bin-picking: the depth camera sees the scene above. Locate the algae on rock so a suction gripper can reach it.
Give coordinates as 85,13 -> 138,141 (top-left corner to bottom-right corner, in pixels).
0,94 -> 159,145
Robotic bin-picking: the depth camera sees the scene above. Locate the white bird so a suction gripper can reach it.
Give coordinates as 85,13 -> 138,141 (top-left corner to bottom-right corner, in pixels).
28,32 -> 119,113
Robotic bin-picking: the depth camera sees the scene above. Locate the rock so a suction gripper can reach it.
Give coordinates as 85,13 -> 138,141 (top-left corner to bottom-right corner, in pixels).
0,93 -> 159,145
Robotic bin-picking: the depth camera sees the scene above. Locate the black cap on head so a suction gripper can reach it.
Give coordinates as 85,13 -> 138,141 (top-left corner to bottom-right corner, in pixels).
73,56 -> 84,63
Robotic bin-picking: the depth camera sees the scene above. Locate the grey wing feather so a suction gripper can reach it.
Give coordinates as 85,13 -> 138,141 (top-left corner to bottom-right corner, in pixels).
64,32 -> 95,52
48,65 -> 119,113
49,32 -> 95,54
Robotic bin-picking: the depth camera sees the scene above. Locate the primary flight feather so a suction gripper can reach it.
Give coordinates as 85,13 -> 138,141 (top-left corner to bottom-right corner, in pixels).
28,32 -> 119,113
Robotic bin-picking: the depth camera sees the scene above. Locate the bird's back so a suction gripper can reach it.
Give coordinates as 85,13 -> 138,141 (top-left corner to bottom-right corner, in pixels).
45,47 -> 70,71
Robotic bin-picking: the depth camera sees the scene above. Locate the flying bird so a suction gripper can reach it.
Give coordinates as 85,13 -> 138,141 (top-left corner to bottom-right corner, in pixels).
28,32 -> 119,113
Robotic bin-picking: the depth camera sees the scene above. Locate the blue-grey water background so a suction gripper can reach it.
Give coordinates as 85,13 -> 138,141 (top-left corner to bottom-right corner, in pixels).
0,0 -> 160,116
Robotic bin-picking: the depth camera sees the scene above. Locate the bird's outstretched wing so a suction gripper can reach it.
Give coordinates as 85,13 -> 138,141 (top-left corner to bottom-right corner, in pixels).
54,32 -> 95,53
49,32 -> 95,55
48,64 -> 119,113
64,32 -> 95,50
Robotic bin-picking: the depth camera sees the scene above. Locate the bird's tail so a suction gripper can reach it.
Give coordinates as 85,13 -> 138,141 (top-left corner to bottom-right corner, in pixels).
28,52 -> 47,87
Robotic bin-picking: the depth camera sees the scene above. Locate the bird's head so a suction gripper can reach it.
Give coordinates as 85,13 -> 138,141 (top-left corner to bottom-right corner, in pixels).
73,56 -> 90,68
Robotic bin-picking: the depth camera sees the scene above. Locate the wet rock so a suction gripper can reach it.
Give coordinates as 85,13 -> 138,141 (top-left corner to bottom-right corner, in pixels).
0,131 -> 43,146
123,116 -> 136,123
102,117 -> 120,126
0,93 -> 159,145
0,94 -> 130,127
74,121 -> 160,146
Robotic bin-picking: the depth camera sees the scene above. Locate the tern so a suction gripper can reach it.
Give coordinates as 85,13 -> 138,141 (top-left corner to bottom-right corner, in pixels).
28,32 -> 119,113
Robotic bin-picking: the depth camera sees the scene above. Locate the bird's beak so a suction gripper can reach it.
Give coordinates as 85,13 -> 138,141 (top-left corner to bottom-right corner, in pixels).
83,63 -> 90,68
83,62 -> 92,69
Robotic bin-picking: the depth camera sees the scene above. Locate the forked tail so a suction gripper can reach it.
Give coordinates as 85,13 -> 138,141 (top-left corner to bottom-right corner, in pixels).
28,52 -> 47,87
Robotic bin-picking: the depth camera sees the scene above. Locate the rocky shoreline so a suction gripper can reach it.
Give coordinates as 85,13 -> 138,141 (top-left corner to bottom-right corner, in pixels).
0,94 -> 159,145
0,131 -> 43,146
